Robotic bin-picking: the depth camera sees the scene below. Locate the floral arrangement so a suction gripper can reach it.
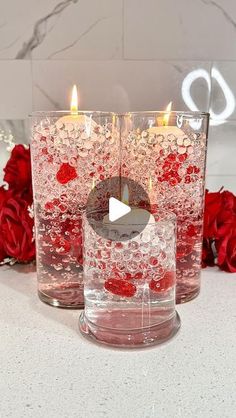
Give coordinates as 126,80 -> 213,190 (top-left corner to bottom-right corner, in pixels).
202,189 -> 236,272
0,144 -> 35,264
0,142 -> 235,272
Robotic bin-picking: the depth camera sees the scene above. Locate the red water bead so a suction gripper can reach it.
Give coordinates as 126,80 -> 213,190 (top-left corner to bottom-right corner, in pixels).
193,166 -> 200,174
187,165 -> 194,174
41,147 -> 53,163
45,201 -> 54,211
42,147 -> 48,155
124,272 -> 133,280
187,224 -> 197,237
53,198 -> 60,206
149,271 -> 175,293
163,163 -> 171,172
172,162 -> 181,171
52,235 -> 71,254
176,242 -> 193,258
149,256 -> 159,266
163,172 -> 171,181
104,278 -> 136,297
185,175 -> 191,184
169,177 -> 178,186
134,272 -> 143,280
98,165 -> 104,173
167,153 -> 176,162
44,198 -> 60,211
58,203 -> 67,212
56,163 -> 77,184
177,153 -> 187,162
115,242 -> 123,250
97,250 -> 102,259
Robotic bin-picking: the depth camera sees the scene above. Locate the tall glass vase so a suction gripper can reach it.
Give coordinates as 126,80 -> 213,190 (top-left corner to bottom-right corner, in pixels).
120,111 -> 209,303
30,111 -> 120,308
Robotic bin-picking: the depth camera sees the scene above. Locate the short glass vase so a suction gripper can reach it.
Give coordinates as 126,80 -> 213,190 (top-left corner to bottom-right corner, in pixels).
79,209 -> 180,348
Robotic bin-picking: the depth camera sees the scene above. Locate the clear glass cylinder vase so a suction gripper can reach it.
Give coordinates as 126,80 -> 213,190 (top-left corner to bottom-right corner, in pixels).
30,111 -> 120,308
120,111 -> 209,303
79,209 -> 180,348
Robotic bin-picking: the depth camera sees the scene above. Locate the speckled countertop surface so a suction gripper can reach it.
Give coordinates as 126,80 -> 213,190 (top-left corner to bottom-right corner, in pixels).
0,265 -> 236,418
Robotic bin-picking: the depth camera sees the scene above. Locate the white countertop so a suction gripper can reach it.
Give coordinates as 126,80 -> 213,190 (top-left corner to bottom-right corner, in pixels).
0,265 -> 236,418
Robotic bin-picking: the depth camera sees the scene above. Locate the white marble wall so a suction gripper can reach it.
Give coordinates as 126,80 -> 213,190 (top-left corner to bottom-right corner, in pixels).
0,0 -> 236,191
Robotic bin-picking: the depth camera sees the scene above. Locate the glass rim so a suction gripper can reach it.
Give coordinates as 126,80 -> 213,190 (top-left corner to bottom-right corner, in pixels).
85,208 -> 176,227
28,110 -> 116,118
121,110 -> 210,118
29,110 -> 209,119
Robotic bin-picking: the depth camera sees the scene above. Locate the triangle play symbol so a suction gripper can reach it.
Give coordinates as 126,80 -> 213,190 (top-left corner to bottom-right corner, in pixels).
109,197 -> 131,222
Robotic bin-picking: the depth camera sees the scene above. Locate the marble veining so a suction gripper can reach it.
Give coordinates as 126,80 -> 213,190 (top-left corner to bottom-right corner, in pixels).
34,84 -> 61,110
47,16 -> 108,59
16,0 -> 78,59
201,0 -> 236,31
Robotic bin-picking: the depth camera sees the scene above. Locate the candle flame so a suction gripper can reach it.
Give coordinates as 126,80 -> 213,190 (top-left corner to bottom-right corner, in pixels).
70,84 -> 78,114
122,184 -> 129,205
163,101 -> 172,126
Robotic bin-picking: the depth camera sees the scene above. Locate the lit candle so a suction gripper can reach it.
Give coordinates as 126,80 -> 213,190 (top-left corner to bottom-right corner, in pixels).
147,102 -> 192,154
56,85 -> 97,133
53,84 -> 101,167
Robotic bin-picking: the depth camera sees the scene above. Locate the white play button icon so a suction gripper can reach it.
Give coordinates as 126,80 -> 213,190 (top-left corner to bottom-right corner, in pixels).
109,197 -> 131,222
86,176 -> 151,241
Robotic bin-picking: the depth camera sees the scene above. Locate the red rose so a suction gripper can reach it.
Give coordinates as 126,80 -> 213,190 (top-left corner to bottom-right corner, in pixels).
3,144 -> 32,194
203,190 -> 223,238
0,187 -> 8,262
203,189 -> 236,271
0,188 -> 35,262
202,238 -> 215,268
217,191 -> 236,237
216,224 -> 236,272
203,190 -> 236,238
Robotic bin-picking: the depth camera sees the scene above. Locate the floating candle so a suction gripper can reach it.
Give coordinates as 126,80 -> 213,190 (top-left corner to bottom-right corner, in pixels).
56,85 -> 97,132
147,102 -> 192,155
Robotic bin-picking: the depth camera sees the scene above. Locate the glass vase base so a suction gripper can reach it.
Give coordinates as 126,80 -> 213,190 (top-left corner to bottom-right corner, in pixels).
176,286 -> 200,304
38,283 -> 84,309
79,311 -> 180,349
